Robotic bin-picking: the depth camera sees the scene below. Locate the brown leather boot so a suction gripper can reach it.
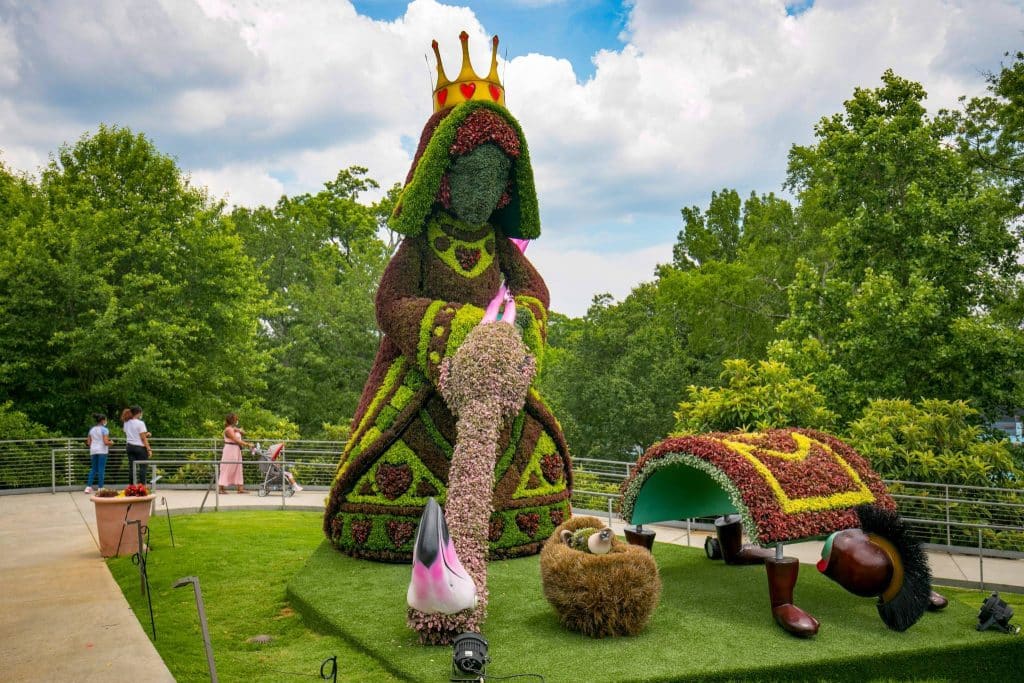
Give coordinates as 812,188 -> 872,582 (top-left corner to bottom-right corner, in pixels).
715,515 -> 775,565
928,590 -> 948,611
766,556 -> 819,637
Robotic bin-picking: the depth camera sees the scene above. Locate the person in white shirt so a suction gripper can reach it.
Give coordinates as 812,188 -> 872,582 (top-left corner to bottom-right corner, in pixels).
121,405 -> 152,485
84,413 -> 113,494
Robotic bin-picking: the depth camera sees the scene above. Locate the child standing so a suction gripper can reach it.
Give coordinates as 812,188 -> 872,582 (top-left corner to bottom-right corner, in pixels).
85,413 -> 113,494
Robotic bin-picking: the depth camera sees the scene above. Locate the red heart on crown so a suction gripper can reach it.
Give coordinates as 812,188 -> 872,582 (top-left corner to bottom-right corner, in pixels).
460,82 -> 476,99
488,84 -> 501,101
436,89 -> 448,107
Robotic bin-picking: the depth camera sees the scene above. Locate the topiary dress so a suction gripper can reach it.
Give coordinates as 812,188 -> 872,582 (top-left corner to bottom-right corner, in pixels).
323,101 -> 573,561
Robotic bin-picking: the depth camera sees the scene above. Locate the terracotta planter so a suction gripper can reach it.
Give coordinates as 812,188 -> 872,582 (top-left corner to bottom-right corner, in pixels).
91,494 -> 156,558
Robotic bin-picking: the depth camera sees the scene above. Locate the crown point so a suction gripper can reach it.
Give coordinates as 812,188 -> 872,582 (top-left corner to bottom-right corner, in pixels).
492,35 -> 499,47
459,31 -> 469,42
431,39 -> 438,49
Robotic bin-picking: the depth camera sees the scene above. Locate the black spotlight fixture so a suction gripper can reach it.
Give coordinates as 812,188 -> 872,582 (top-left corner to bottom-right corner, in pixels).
977,592 -> 1020,635
451,631 -> 489,681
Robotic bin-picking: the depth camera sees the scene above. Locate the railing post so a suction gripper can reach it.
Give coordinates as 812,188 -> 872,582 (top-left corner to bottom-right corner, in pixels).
945,484 -> 951,547
978,528 -> 984,590
65,440 -> 73,490
51,449 -> 57,494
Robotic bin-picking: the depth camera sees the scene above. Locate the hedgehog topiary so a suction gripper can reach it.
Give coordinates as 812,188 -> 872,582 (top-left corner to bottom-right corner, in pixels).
540,516 -> 661,638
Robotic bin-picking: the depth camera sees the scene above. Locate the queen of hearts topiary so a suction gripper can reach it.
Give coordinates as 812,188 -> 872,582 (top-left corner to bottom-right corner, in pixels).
323,32 -> 572,565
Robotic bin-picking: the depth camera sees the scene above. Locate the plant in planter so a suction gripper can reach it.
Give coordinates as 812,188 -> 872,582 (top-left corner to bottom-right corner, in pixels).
91,484 -> 155,557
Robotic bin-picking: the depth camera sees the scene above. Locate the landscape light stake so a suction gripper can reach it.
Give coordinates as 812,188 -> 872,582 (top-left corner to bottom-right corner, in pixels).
127,519 -> 155,639
161,496 -> 176,547
174,576 -> 218,683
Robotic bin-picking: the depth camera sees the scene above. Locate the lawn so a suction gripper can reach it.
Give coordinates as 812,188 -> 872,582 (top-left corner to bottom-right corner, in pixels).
106,512 -> 395,682
109,511 -> 1024,682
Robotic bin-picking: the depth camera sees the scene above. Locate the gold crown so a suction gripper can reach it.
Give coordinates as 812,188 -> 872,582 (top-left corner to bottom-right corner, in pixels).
432,31 -> 505,113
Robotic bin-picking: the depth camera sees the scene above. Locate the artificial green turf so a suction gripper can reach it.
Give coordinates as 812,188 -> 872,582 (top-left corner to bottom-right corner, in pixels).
106,512 -> 398,682
288,540 -> 1024,683
106,512 -> 1024,682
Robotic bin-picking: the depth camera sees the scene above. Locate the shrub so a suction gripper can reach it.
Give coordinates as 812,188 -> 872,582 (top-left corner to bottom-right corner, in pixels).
673,359 -> 837,434
847,399 -> 1022,486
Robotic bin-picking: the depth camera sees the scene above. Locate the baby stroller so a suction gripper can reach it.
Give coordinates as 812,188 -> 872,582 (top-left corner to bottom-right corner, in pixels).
254,443 -> 296,497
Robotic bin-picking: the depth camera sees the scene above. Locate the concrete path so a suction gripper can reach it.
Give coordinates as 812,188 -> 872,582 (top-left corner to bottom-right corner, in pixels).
0,492 -> 175,682
1,489 -> 1021,682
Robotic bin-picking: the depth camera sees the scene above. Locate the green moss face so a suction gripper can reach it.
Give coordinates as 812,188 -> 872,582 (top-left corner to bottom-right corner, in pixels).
448,143 -> 511,226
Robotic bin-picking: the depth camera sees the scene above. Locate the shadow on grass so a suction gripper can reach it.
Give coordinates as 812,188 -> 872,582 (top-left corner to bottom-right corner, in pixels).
288,540 -> 1023,683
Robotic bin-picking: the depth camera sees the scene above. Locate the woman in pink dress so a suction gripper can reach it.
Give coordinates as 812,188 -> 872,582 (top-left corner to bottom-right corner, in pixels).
218,413 -> 250,494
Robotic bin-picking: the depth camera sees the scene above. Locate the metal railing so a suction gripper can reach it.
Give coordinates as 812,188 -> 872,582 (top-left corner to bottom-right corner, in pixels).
2,440 -> 1021,556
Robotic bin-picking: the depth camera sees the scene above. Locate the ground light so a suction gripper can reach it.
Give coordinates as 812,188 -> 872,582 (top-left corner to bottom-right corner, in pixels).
451,632 -> 489,680
977,592 -> 1020,634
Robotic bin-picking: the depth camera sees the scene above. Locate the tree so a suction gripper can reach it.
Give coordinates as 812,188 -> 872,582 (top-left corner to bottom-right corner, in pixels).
774,71 -> 1024,421
0,126 -> 274,435
673,359 -> 837,434
538,287 -> 695,459
953,51 -> 1024,204
231,168 -> 391,436
661,190 -> 812,370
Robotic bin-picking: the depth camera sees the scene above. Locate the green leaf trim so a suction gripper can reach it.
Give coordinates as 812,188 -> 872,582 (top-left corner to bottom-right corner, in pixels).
445,305 -> 485,358
390,101 -> 540,239
426,216 -> 495,278
348,439 -> 447,507
417,300 -> 446,370
513,432 -> 563,499
419,408 -> 454,458
621,451 -> 758,544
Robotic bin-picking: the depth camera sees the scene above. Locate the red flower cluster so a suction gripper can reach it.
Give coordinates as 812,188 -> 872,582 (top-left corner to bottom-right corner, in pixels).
515,512 -> 540,537
123,484 -> 149,497
449,109 -> 521,158
351,519 -> 372,545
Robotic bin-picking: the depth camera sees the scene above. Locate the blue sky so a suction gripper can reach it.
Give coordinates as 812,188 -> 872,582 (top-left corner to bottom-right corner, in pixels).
0,0 -> 1018,315
353,0 -> 631,81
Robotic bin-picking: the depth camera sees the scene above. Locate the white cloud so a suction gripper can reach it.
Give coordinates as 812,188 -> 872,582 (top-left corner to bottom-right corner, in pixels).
1,0 -> 1020,315
529,238 -> 670,317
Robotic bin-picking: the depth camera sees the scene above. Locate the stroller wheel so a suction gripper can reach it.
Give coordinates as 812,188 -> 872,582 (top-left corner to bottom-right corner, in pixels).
257,486 -> 268,498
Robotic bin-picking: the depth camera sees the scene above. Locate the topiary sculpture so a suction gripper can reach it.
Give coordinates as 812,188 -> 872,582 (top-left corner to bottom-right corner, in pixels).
323,32 -> 572,565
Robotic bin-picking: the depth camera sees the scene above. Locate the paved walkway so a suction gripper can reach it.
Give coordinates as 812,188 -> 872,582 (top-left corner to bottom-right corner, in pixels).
1,490 -> 1021,682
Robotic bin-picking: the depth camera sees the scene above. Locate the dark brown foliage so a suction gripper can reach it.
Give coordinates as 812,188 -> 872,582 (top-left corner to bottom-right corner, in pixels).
515,512 -> 540,537
386,520 -> 416,548
375,463 -> 413,500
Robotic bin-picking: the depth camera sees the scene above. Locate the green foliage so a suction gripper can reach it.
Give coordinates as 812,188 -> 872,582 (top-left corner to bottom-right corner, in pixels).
951,51 -> 1024,204
673,359 -> 837,434
230,167 -> 390,438
774,70 -> 1024,422
537,287 -> 694,458
570,469 -> 622,512
847,398 -> 1022,486
0,401 -> 49,439
0,126 -> 273,435
447,143 -> 511,225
